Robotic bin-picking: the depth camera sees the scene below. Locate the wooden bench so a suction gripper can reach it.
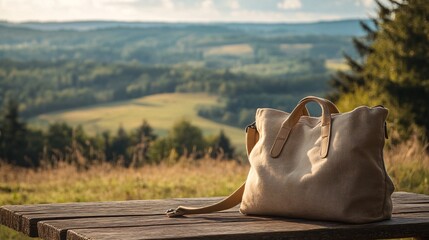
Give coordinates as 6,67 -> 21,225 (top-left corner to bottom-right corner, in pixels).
1,191 -> 429,240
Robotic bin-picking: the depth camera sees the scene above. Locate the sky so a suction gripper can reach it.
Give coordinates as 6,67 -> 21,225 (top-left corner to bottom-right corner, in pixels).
0,0 -> 378,23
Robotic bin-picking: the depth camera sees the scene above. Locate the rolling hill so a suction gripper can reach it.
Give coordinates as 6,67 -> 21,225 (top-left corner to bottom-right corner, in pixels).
1,19 -> 355,144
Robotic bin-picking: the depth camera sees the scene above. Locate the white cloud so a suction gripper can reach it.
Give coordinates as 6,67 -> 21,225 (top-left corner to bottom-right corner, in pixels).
161,0 -> 175,9
360,0 -> 374,8
228,0 -> 240,10
277,0 -> 302,10
228,9 -> 341,23
0,0 -> 371,23
355,0 -> 376,8
201,0 -> 214,10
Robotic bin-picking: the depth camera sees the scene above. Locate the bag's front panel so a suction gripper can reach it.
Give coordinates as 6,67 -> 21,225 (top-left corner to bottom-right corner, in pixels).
240,107 -> 393,223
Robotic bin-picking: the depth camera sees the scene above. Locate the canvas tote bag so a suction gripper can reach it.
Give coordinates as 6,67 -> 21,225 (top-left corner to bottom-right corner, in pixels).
166,96 -> 394,223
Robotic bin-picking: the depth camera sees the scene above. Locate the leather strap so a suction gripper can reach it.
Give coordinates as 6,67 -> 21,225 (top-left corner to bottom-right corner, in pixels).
299,97 -> 339,115
166,125 -> 258,217
165,182 -> 245,217
270,96 -> 333,158
246,123 -> 259,155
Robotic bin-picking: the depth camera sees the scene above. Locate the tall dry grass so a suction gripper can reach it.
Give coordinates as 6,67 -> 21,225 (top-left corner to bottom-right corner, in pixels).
0,139 -> 427,205
0,159 -> 248,205
385,138 -> 429,194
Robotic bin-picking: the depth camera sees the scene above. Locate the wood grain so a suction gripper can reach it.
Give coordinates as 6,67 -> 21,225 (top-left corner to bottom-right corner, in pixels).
66,216 -> 429,240
1,198 -> 224,237
1,192 -> 429,240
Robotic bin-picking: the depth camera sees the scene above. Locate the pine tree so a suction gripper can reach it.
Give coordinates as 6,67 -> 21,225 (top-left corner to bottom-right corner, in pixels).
366,0 -> 429,140
329,21 -> 376,100
101,130 -> 112,162
131,119 -> 157,166
0,100 -> 28,166
135,119 -> 156,143
47,122 -> 73,153
209,130 -> 235,159
169,120 -> 205,158
329,0 -> 394,100
330,0 -> 429,141
111,125 -> 131,165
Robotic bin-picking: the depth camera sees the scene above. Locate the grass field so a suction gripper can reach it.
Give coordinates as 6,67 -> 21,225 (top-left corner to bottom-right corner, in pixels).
279,43 -> 312,56
231,60 -> 311,76
30,93 -> 246,151
204,44 -> 253,56
325,58 -> 349,71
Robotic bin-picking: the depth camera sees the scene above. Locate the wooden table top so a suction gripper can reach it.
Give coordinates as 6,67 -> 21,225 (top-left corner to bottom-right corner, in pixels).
1,192 -> 429,240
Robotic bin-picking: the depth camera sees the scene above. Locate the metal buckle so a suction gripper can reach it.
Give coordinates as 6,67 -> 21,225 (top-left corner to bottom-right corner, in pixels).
166,208 -> 184,217
245,122 -> 256,132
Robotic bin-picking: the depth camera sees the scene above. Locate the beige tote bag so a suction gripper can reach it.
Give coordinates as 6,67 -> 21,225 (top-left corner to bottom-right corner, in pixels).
166,96 -> 394,223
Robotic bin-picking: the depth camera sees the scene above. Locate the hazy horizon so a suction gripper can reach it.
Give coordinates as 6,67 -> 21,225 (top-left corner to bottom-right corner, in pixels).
1,0 -> 377,23
1,18 -> 370,25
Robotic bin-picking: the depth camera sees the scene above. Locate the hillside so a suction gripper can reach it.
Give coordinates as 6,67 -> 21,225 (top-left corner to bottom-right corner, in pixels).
1,19 -> 355,142
29,93 -> 246,150
0,20 -> 357,65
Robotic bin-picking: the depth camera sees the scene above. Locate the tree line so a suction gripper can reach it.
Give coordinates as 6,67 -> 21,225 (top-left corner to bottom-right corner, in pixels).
0,100 -> 235,168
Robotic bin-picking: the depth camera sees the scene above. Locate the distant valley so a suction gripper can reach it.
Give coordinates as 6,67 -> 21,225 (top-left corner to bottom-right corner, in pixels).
0,19 -> 361,143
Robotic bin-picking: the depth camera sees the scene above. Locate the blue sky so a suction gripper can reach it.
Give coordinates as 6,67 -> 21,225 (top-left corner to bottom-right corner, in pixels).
1,0 -> 378,23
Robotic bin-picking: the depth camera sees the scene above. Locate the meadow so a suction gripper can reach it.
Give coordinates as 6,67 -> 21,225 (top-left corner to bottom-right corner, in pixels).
29,93 -> 246,151
204,43 -> 253,56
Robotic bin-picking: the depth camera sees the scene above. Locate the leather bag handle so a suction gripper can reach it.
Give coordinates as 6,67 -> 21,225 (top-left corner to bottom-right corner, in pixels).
301,106 -> 310,116
270,96 -> 333,158
299,97 -> 340,115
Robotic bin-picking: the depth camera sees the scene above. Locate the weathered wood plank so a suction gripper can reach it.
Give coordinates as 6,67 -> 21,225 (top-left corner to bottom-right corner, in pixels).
38,211 -> 429,240
393,204 -> 429,214
37,212 -> 246,240
39,211 -> 429,240
1,198 -> 223,237
0,205 -> 21,233
392,192 -> 429,204
2,191 -> 429,240
1,197 -> 222,213
65,215 -> 429,240
40,192 -> 429,240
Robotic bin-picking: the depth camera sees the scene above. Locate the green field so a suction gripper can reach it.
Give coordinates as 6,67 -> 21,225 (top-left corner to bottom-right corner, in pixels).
325,58 -> 349,71
204,43 -> 253,56
30,93 -> 246,150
